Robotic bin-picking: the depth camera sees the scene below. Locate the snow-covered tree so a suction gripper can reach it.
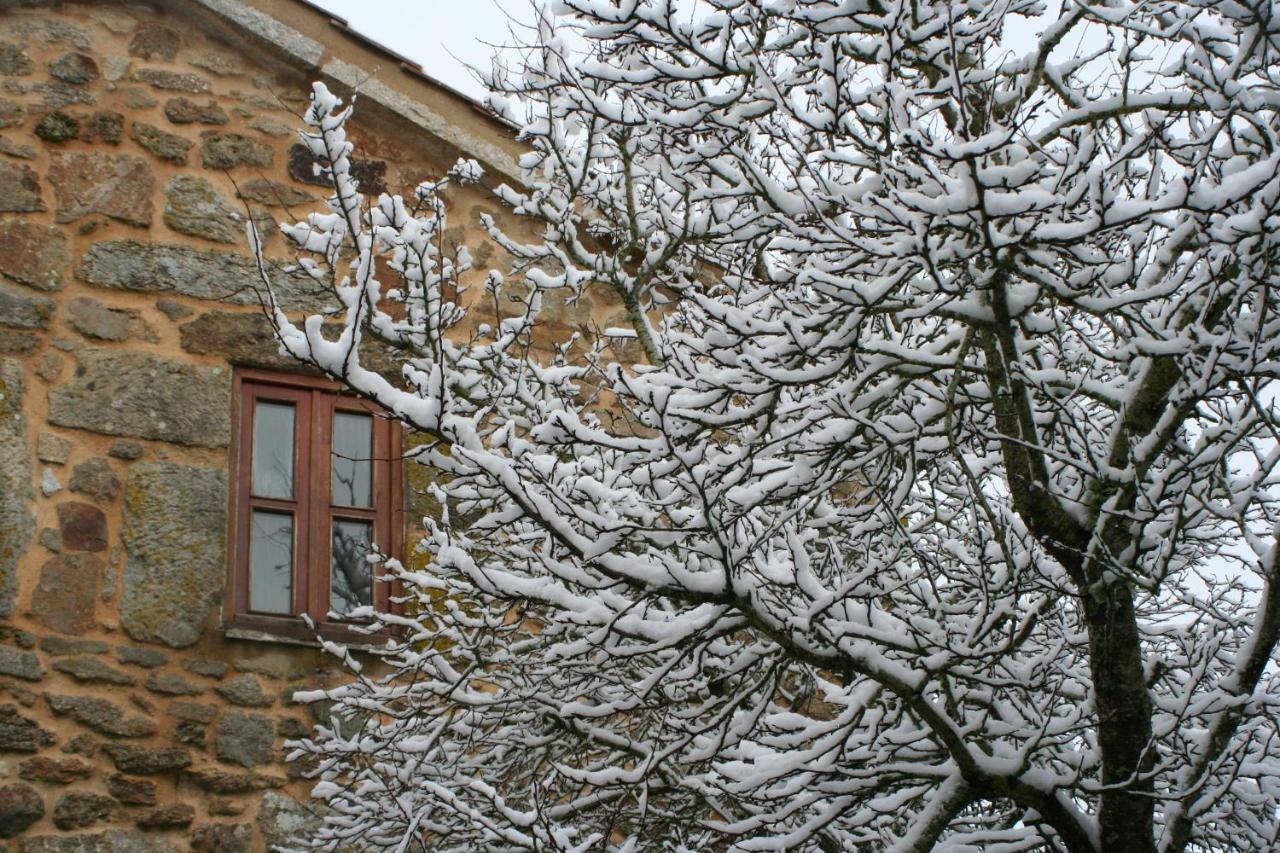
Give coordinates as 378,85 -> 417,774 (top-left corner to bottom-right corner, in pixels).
259,1 -> 1280,850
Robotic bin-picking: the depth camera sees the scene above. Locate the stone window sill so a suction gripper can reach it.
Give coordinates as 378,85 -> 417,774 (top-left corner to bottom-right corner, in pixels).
222,617 -> 393,652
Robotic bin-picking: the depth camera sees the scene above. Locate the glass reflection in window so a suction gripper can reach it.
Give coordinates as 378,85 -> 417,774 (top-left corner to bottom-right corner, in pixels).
252,401 -> 295,499
331,519 -> 372,616
250,510 -> 293,614
331,411 -> 372,507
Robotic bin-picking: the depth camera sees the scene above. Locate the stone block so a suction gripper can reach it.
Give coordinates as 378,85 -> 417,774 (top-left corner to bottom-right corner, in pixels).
0,162 -> 44,212
0,281 -> 54,329
0,629 -> 34,649
208,798 -> 244,816
116,646 -> 167,668
144,672 -> 203,696
39,528 -> 62,553
201,133 -> 272,169
36,353 -> 64,382
41,469 -> 63,498
235,178 -> 314,208
129,121 -> 192,164
46,694 -> 158,738
68,458 -> 122,502
49,349 -> 231,447
56,502 -> 107,552
216,675 -> 271,707
107,440 -> 143,460
19,829 -> 182,853
154,298 -> 193,320
79,111 -> 123,144
77,241 -> 334,314
0,360 -> 30,617
34,111 -> 79,143
184,659 -> 228,679
0,705 -> 54,753
233,653 -> 319,682
102,56 -> 130,82
276,716 -> 309,738
288,142 -> 386,194
170,701 -> 218,724
121,86 -> 155,109
197,0 -> 325,67
246,115 -> 292,136
32,554 -> 104,634
174,720 -> 206,746
7,19 -> 91,49
0,647 -> 43,682
0,43 -> 33,76
0,134 -> 35,159
0,683 -> 36,709
48,152 -> 152,226
54,791 -> 121,830
120,462 -> 227,647
61,733 -> 98,757
214,712 -> 274,768
0,97 -> 23,128
189,48 -> 243,77
137,802 -> 194,828
36,432 -> 70,465
0,783 -> 43,838
163,174 -> 237,243
184,765 -> 285,794
131,68 -> 211,93
180,310 -> 400,375
53,656 -> 133,686
164,97 -> 227,125
178,310 -> 292,369
128,25 -> 181,62
48,53 -> 99,85
0,330 -> 37,355
102,744 -> 191,775
39,637 -> 108,656
107,774 -> 155,806
10,79 -> 97,109
190,822 -> 252,853
66,296 -> 146,343
258,792 -> 323,848
18,756 -> 91,785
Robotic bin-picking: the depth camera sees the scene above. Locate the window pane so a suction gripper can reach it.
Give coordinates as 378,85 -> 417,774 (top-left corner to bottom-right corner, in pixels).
250,510 -> 293,614
252,401 -> 295,499
331,519 -> 373,616
331,412 -> 372,508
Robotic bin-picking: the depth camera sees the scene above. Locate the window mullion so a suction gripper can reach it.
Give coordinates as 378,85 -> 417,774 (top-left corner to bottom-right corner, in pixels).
291,389 -> 312,618
374,417 -> 392,614
309,389 -> 332,624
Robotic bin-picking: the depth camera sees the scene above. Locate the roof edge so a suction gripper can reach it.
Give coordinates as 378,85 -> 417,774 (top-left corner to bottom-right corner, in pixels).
182,0 -> 525,186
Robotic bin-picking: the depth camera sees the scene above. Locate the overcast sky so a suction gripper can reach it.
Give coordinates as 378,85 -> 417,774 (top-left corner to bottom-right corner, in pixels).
307,0 -> 533,101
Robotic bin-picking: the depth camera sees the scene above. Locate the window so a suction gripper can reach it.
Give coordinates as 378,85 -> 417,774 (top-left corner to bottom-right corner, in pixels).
227,370 -> 402,643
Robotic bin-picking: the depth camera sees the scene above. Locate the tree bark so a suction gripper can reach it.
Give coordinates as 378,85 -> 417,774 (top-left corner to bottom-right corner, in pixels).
1084,583 -> 1155,853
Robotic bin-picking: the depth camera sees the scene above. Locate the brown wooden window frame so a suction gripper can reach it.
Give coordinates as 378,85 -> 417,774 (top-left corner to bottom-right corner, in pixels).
226,369 -> 403,645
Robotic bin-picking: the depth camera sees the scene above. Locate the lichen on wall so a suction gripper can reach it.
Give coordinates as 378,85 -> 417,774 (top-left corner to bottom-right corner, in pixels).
119,462 -> 227,648
0,359 -> 33,618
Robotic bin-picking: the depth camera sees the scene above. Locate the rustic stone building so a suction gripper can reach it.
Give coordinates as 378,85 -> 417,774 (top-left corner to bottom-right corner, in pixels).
0,0 -> 567,848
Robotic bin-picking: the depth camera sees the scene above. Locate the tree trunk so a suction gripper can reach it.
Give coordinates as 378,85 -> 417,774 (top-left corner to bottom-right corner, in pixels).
1085,583 -> 1155,852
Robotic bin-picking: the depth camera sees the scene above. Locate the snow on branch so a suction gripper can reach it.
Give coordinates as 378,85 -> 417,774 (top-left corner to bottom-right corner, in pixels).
250,2 -> 1280,850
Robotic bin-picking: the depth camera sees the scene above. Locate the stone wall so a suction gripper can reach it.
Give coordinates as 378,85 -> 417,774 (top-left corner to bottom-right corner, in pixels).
0,2 -> 630,850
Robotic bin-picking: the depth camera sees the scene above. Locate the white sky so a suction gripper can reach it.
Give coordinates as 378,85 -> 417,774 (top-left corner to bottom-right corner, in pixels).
306,0 -> 534,101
